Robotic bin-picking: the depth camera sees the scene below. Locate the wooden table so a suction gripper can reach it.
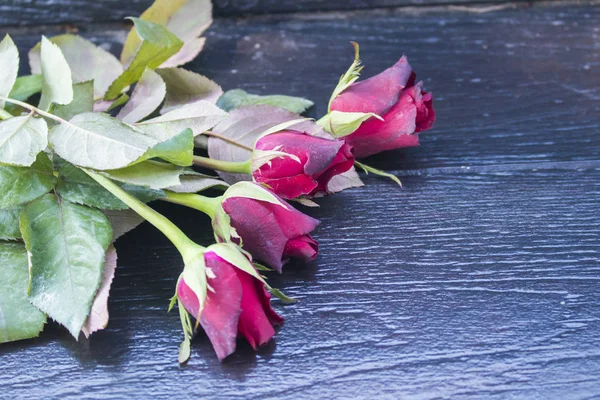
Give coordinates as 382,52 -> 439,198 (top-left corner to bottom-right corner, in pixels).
2,1 -> 599,398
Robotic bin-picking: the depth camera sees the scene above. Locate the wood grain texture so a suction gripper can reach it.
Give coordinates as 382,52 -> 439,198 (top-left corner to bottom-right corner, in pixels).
2,3 -> 600,399
0,0 -> 545,26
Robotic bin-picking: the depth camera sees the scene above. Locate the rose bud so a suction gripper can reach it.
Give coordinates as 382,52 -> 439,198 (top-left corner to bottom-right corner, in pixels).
177,244 -> 284,361
330,56 -> 435,158
213,181 -> 320,272
252,130 -> 354,199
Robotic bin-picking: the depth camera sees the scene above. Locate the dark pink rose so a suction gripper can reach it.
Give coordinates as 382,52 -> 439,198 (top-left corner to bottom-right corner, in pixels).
253,131 -> 354,199
177,250 -> 283,361
215,183 -> 319,272
330,56 -> 435,158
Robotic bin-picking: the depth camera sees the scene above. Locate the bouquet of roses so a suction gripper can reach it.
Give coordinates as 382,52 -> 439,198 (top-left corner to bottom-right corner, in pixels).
0,0 -> 434,363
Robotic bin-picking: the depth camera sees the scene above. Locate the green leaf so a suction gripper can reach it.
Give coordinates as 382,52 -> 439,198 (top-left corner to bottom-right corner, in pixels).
20,194 -> 112,338
0,113 -> 48,166
103,209 -> 144,241
156,67 -> 221,113
268,287 -> 297,304
328,41 -> 362,110
29,34 -> 124,99
38,36 -> 74,111
0,152 -> 55,209
101,160 -> 189,190
106,93 -> 129,112
81,245 -> 117,338
49,112 -> 159,170
56,162 -> 163,210
355,160 -> 402,187
317,110 -> 381,138
50,81 -> 94,122
136,100 -> 227,139
8,74 -> 43,102
0,242 -> 47,343
223,181 -> 286,208
0,34 -> 19,109
166,174 -> 228,193
208,242 -> 265,284
144,127 -> 194,166
326,166 -> 364,193
117,68 -> 166,123
217,89 -> 313,114
105,18 -> 183,100
0,206 -> 23,240
121,0 -> 212,68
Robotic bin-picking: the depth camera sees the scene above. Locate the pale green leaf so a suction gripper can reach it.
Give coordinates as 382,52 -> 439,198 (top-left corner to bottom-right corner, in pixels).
355,160 -> 402,187
157,67 -> 221,113
50,81 -> 94,122
29,34 -> 124,99
0,152 -> 55,209
105,18 -> 183,100
116,68 -> 166,123
326,166 -> 364,194
106,93 -> 130,112
56,162 -> 164,210
268,287 -> 297,304
38,36 -> 73,110
207,242 -> 265,284
8,74 -> 43,102
328,41 -> 362,110
144,127 -> 194,166
0,206 -> 23,240
49,112 -> 159,170
121,0 -> 212,67
166,174 -> 228,193
162,37 -> 206,68
222,181 -> 286,208
318,110 -> 381,138
101,160 -> 187,190
0,34 -> 19,109
81,245 -> 117,338
0,114 -> 48,166
181,248 -> 208,319
137,100 -> 227,138
20,194 -> 112,338
103,209 -> 144,241
217,89 -> 313,114
0,242 -> 47,343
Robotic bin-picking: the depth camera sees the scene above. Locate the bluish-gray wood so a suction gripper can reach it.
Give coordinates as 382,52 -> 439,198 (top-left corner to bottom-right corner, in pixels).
0,0 -> 547,26
2,3 -> 600,399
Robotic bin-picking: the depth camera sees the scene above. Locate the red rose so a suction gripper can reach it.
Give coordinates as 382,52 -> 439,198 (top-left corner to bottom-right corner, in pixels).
220,192 -> 318,272
253,131 -> 354,199
330,56 -> 435,158
177,250 -> 283,361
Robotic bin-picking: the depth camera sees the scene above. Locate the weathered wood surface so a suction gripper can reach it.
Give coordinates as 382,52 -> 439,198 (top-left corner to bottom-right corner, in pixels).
1,0 -> 549,26
2,3 -> 600,399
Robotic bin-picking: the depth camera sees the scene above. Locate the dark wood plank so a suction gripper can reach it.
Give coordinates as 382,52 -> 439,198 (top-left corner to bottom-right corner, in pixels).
2,168 -> 599,398
6,3 -> 600,171
1,3 -> 600,399
0,0 -> 542,26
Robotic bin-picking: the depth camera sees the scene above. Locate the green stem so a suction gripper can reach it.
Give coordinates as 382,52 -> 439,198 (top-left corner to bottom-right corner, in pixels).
83,169 -> 199,257
0,96 -> 68,125
193,155 -> 252,175
199,131 -> 254,151
162,192 -> 222,219
0,108 -> 13,120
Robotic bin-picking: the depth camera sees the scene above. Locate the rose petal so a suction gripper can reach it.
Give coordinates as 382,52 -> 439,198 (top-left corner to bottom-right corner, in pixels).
283,235 -> 318,262
331,56 -> 413,116
234,268 -> 279,350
